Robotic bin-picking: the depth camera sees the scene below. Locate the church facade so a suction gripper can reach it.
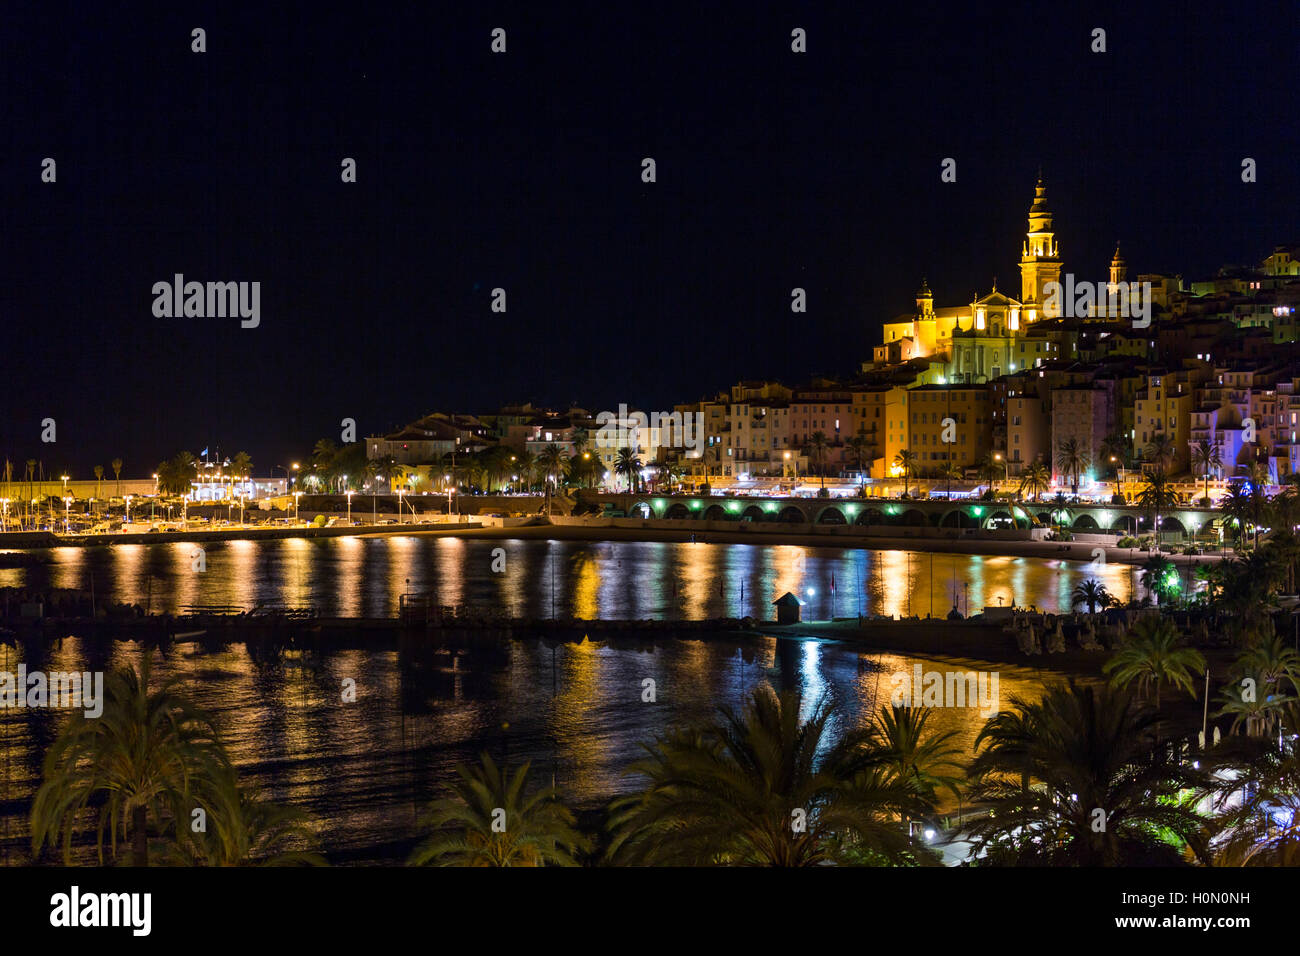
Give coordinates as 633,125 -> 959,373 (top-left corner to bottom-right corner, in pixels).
869,177 -> 1131,384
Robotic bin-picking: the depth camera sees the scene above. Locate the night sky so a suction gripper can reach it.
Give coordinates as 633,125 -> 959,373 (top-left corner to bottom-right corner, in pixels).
4,2 -> 1296,475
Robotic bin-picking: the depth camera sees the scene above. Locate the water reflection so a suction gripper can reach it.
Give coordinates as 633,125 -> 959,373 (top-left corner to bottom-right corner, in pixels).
1,537 -> 1137,619
0,631 -> 1058,865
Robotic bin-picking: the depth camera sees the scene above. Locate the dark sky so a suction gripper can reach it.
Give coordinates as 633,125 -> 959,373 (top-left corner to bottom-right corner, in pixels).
3,2 -> 1296,476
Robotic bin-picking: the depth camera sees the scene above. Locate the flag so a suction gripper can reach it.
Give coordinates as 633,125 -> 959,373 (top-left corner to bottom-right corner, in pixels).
201,447 -> 209,457
831,571 -> 836,593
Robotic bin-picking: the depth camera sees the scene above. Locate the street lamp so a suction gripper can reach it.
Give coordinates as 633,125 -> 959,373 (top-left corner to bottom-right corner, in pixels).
397,487 -> 406,523
125,495 -> 133,523
293,491 -> 302,524
346,490 -> 354,525
63,496 -> 71,533
60,474 -> 69,496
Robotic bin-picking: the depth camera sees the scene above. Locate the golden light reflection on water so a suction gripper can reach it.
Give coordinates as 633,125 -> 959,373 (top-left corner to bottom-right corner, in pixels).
571,550 -> 600,620
431,537 -> 465,611
222,539 -> 258,610
335,536 -> 364,617
678,542 -> 719,618
1,537 -> 1145,620
0,626 -> 1079,864
48,547 -> 83,590
551,637 -> 607,799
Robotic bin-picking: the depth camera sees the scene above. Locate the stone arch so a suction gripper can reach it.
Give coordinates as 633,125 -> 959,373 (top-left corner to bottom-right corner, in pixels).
900,508 -> 928,526
940,509 -> 980,528
1110,514 -> 1138,533
703,504 -> 726,521
854,508 -> 884,526
629,501 -> 653,518
984,510 -> 1015,529
1160,515 -> 1187,534
778,505 -> 806,523
741,505 -> 766,522
665,502 -> 691,519
1072,513 -> 1099,530
816,506 -> 846,525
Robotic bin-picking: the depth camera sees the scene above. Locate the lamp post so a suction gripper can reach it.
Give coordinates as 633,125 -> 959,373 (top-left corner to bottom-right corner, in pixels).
63,496 -> 71,534
346,490 -> 354,525
397,487 -> 406,524
293,491 -> 302,524
125,495 -> 133,523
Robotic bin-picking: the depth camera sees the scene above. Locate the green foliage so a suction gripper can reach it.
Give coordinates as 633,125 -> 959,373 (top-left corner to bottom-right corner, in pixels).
408,754 -> 588,867
966,680 -> 1210,866
605,686 -> 931,866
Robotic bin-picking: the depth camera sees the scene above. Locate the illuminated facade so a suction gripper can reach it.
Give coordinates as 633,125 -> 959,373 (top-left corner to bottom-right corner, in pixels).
874,177 -> 1064,383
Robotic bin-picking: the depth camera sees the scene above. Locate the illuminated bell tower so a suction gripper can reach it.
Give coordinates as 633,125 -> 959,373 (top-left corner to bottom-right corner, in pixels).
915,277 -> 934,317
1018,173 -> 1062,316
1109,242 -> 1127,286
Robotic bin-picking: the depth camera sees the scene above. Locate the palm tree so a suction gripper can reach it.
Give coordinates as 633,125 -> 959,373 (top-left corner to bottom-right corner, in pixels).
1215,672 -> 1293,738
1191,439 -> 1222,505
111,457 -> 123,497
893,449 -> 917,498
231,451 -> 253,481
614,447 -> 643,493
571,427 -> 589,459
1071,579 -> 1111,615
1017,460 -> 1050,502
966,680 -> 1210,865
158,772 -> 326,866
1102,616 -> 1205,710
30,658 -> 231,866
1139,554 -> 1179,605
975,452 -> 1003,496
606,686 -> 920,866
1245,460 -> 1271,548
93,464 -> 104,501
537,444 -> 569,515
1136,469 -> 1177,552
1221,481 -> 1252,548
808,431 -> 829,490
1100,431 -> 1132,479
514,450 -> 537,493
311,439 -> 338,488
1145,433 -> 1176,474
1055,437 -> 1089,498
1210,749 -> 1300,865
846,432 -> 870,491
408,753 -> 588,866
939,460 -> 963,498
849,705 -> 964,820
1213,628 -> 1300,737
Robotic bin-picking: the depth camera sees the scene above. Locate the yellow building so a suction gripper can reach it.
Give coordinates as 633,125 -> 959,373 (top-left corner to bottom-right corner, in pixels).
872,177 -> 1063,381
904,384 -> 993,474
